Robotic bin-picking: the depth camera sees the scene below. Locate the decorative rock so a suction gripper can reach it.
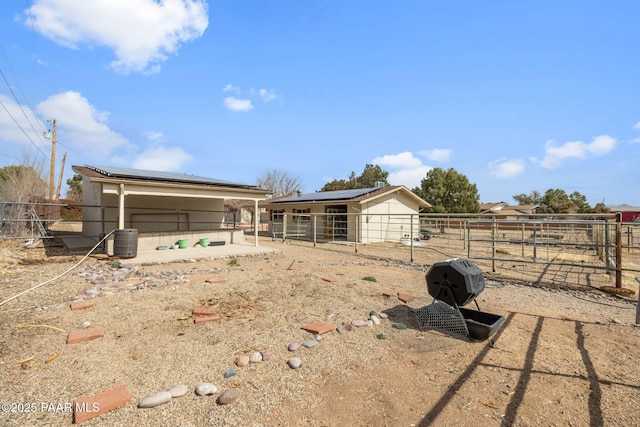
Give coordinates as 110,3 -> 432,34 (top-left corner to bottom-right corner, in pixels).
379,312 -> 389,319
336,327 -> 347,334
342,323 -> 353,331
249,351 -> 263,363
369,310 -> 380,318
217,389 -> 239,405
314,334 -> 323,341
224,368 -> 236,378
260,351 -> 271,361
138,391 -> 172,408
78,321 -> 91,329
288,342 -> 300,351
366,320 -> 374,328
195,382 -> 217,396
370,315 -> 381,325
235,355 -> 250,367
302,340 -> 317,348
352,320 -> 368,327
168,384 -> 189,398
288,357 -> 302,369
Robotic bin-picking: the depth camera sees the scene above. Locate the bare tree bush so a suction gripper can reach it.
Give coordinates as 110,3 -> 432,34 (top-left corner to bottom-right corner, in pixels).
256,169 -> 303,198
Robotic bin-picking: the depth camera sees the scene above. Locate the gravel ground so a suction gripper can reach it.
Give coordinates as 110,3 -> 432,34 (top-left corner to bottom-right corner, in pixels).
0,238 -> 638,426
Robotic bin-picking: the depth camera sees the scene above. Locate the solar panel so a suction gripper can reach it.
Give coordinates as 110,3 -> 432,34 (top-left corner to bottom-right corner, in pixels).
86,165 -> 251,188
273,187 -> 379,203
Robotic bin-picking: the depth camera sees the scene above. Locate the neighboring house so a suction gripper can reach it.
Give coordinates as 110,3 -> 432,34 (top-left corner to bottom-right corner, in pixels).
72,165 -> 270,251
481,203 -> 539,219
260,185 -> 430,244
609,205 -> 640,222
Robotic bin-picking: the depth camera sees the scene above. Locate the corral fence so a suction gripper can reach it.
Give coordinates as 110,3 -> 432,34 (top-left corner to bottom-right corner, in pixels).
2,201 -> 640,291
269,212 -> 640,290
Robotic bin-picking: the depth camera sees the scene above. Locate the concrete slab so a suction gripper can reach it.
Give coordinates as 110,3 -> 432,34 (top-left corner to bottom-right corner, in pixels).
115,242 -> 279,265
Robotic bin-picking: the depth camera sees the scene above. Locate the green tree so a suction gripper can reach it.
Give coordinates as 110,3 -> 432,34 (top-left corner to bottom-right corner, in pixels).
66,173 -> 83,201
320,164 -> 389,191
569,191 -> 591,213
512,191 -> 543,205
591,202 -> 610,214
413,167 -> 480,213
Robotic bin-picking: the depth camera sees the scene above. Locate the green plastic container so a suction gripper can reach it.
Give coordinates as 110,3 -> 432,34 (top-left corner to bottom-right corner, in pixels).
199,238 -> 209,247
178,239 -> 189,249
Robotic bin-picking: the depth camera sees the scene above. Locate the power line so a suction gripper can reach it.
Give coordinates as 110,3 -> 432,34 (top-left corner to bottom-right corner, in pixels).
0,96 -> 50,160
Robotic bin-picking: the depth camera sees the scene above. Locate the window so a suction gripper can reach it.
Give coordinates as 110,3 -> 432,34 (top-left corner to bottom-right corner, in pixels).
270,209 -> 284,222
293,208 -> 310,222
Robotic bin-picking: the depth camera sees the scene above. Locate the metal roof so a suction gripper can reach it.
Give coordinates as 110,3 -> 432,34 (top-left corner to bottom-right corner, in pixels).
270,187 -> 382,203
85,165 -> 253,188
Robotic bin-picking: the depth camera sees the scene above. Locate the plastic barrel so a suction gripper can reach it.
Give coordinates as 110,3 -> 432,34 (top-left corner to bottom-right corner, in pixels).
114,229 -> 138,258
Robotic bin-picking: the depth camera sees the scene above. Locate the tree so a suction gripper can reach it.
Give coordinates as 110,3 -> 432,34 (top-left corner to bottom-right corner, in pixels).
256,169 -> 303,198
66,173 -> 83,201
591,202 -> 610,214
569,191 -> 591,213
512,191 -> 543,206
413,167 -> 480,213
320,164 -> 389,191
0,164 -> 47,202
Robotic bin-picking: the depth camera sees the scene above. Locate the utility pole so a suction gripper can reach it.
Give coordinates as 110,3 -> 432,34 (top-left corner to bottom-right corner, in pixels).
48,119 -> 57,201
55,152 -> 66,201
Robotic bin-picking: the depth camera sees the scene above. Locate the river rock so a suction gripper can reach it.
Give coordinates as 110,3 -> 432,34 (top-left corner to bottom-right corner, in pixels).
168,384 -> 189,398
336,327 -> 347,334
138,391 -> 172,408
302,340 -> 317,348
342,322 -> 353,331
369,310 -> 380,318
249,351 -> 263,363
260,351 -> 271,361
370,315 -> 381,325
288,342 -> 300,351
235,355 -> 250,367
224,368 -> 236,378
217,389 -> 239,405
379,312 -> 388,319
314,334 -> 323,341
352,320 -> 368,327
288,357 -> 302,369
195,382 -> 217,396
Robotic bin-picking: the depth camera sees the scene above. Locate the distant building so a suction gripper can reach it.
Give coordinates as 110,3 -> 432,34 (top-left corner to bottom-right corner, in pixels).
609,205 -> 640,222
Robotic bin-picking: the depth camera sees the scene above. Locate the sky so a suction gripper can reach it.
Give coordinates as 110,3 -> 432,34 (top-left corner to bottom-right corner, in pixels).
1,1 -> 639,206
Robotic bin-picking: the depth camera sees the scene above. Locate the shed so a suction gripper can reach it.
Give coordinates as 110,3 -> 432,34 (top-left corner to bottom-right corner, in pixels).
260,185 -> 430,243
72,165 -> 270,252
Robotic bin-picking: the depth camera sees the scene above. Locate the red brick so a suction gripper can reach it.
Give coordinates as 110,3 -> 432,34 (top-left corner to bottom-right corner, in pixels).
301,321 -> 336,335
67,327 -> 105,344
73,384 -> 131,424
194,315 -> 221,324
397,291 -> 416,304
70,301 -> 95,311
192,306 -> 213,316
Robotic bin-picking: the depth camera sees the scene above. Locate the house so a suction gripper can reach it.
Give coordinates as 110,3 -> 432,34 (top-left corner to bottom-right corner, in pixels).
480,203 -> 539,219
72,165 -> 270,252
260,185 -> 430,243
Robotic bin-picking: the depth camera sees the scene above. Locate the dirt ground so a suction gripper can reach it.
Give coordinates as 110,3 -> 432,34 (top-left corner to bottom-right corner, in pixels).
0,237 -> 639,426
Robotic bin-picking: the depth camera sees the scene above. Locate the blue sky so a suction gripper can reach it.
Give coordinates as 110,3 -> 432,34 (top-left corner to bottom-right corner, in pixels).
1,1 -> 639,206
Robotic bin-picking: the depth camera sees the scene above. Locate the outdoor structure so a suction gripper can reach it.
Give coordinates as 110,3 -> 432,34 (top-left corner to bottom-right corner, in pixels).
609,204 -> 640,222
72,165 -> 270,252
260,185 -> 430,244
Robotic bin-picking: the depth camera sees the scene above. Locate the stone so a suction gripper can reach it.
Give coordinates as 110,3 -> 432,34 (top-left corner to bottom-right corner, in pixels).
342,323 -> 353,331
336,327 -> 347,334
138,391 -> 172,408
249,351 -> 263,363
288,342 -> 300,351
168,384 -> 189,398
352,320 -> 368,327
302,340 -> 317,348
235,355 -> 250,367
314,334 -> 323,341
370,315 -> 381,325
260,351 -> 271,361
224,368 -> 236,378
379,312 -> 389,319
366,320 -> 374,328
195,382 -> 217,396
369,310 -> 380,318
288,357 -> 302,369
217,389 -> 239,405
78,321 -> 91,329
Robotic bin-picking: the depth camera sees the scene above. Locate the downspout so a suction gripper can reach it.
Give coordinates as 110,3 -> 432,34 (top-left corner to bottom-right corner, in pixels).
118,183 -> 125,229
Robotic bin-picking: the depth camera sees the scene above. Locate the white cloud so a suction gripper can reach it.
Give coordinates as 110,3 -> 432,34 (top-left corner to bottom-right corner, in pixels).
419,148 -> 452,163
631,137 -> 640,144
223,96 -> 253,112
634,121 -> 640,130
259,89 -> 276,103
25,0 -> 209,74
36,91 -> 130,156
223,84 -> 239,93
0,95 -> 47,148
533,135 -> 617,168
132,145 -> 192,170
372,151 -> 431,188
489,158 -> 525,178
144,130 -> 164,143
